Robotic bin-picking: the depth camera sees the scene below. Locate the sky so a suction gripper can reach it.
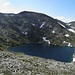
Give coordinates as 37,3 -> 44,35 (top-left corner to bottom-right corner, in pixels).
0,0 -> 75,23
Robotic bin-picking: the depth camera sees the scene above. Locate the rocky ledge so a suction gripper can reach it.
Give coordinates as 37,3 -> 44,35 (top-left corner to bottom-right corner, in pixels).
0,51 -> 75,75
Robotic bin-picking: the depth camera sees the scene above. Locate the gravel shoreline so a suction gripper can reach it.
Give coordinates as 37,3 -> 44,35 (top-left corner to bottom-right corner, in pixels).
0,51 -> 75,75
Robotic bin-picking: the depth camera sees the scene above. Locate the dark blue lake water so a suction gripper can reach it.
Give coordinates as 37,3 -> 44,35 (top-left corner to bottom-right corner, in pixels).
8,43 -> 75,62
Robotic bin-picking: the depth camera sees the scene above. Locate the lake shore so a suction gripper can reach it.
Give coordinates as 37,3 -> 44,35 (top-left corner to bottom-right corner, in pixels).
0,51 -> 75,75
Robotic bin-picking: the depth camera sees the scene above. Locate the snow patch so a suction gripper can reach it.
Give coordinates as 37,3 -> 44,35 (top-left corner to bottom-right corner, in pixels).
63,41 -> 67,43
22,32 -> 28,35
73,58 -> 75,62
52,31 -> 55,33
67,29 -> 75,33
40,22 -> 45,28
58,22 -> 66,28
58,22 -> 75,34
65,34 -> 69,37
25,32 -> 28,35
32,23 -> 35,26
68,43 -> 72,47
43,37 -> 50,44
63,41 -> 72,47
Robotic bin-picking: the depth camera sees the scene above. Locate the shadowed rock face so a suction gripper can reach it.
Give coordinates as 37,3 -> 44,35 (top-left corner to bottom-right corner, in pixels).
0,11 -> 75,50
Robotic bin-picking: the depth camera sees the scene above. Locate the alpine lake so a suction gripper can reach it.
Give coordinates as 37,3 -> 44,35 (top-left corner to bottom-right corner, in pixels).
7,43 -> 75,62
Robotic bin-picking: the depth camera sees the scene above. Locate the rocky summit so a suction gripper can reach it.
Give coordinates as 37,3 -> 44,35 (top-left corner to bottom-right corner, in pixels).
0,11 -> 75,50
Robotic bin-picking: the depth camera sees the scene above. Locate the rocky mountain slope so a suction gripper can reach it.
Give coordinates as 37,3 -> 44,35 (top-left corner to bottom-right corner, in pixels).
0,11 -> 75,75
0,11 -> 75,50
0,51 -> 75,75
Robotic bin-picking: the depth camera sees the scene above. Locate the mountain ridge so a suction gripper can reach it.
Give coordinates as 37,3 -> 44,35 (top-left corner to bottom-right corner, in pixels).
0,11 -> 75,50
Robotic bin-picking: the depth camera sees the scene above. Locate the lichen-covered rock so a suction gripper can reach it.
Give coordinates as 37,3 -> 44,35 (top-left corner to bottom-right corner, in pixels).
0,51 -> 75,75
